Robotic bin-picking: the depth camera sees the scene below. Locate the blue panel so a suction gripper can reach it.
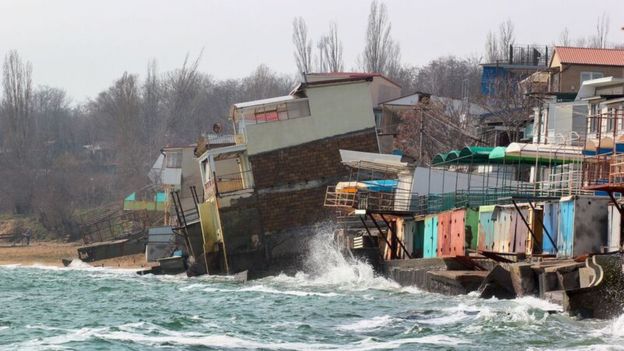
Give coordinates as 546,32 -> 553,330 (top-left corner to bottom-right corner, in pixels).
155,192 -> 167,202
423,216 -> 439,258
481,66 -> 508,95
478,210 -> 495,251
557,200 -> 574,258
542,202 -> 559,254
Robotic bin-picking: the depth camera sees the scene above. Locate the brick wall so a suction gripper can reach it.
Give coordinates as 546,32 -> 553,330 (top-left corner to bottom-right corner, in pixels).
554,64 -> 624,93
249,128 -> 379,189
251,128 -> 377,232
222,128 -> 378,259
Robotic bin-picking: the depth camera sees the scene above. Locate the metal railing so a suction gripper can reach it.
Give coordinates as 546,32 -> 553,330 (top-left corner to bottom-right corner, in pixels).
324,183 -> 596,217
204,170 -> 254,198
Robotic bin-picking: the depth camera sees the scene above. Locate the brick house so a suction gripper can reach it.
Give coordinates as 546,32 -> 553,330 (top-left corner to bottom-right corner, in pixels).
548,47 -> 624,94
194,74 -> 401,277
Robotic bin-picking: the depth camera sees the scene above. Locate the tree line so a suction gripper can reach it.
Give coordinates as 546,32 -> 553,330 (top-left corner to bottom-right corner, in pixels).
0,52 -> 293,239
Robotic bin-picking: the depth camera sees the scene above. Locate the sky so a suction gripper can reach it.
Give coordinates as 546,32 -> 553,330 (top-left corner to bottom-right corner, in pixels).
0,0 -> 622,102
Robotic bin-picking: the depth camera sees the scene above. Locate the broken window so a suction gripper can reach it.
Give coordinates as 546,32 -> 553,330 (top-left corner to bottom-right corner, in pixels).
244,99 -> 311,125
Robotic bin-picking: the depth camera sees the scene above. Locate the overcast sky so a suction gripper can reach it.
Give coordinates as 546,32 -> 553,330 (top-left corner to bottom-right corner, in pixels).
0,0 -> 622,102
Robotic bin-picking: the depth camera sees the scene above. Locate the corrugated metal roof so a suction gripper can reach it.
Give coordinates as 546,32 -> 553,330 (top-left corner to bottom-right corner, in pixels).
233,95 -> 295,109
555,46 -> 624,66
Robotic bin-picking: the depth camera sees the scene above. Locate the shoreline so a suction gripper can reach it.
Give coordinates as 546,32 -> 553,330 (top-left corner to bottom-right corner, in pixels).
0,241 -> 147,269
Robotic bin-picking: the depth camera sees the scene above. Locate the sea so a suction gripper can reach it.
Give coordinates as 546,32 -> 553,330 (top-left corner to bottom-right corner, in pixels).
1,231 -> 624,351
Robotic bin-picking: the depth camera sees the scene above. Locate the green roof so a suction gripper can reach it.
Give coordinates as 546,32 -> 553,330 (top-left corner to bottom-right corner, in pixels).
459,146 -> 495,158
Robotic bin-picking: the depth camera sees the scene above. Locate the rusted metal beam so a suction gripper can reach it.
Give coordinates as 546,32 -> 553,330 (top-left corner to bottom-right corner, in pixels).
379,214 -> 413,259
607,191 -> 624,216
479,250 -> 514,263
367,213 -> 394,258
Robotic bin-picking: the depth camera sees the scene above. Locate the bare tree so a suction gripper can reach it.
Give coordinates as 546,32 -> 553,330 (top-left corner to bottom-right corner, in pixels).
484,20 -> 515,63
96,72 -> 144,184
589,13 -> 610,48
162,53 -> 203,140
485,30 -> 499,62
292,17 -> 312,74
558,27 -> 571,46
477,76 -> 537,145
498,19 -> 515,61
1,50 -> 34,161
362,0 -> 401,75
316,36 -> 328,72
141,59 -> 163,156
324,22 -> 343,72
394,97 -> 481,165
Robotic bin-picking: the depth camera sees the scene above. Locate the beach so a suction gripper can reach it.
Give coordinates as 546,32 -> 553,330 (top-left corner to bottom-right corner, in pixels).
0,241 -> 147,268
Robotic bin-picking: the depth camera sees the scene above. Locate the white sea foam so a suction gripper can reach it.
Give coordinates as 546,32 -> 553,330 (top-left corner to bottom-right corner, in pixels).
8,262 -> 138,276
514,296 -> 563,312
418,313 -> 469,326
337,315 -> 394,332
240,284 -> 339,297
67,259 -> 92,268
95,329 -> 470,350
261,224 -> 399,293
6,326 -> 107,350
399,286 -> 423,294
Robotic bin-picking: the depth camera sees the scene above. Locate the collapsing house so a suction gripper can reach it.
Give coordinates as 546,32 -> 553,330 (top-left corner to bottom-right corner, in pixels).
182,74 -> 401,277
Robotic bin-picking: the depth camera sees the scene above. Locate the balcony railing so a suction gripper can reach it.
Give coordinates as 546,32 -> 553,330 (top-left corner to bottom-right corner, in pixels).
204,170 -> 254,198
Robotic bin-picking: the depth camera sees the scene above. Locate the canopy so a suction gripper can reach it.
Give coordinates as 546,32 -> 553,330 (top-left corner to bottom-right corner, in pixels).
488,142 -> 583,165
433,143 -> 583,166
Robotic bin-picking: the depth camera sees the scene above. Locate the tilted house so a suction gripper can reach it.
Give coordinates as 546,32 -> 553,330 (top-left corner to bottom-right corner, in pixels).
195,74 -> 401,277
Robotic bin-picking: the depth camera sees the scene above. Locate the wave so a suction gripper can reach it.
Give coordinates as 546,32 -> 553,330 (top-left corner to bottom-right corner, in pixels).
239,284 -> 340,297
95,330 -> 470,350
0,261 -> 138,275
8,319 -> 471,351
337,315 -> 394,332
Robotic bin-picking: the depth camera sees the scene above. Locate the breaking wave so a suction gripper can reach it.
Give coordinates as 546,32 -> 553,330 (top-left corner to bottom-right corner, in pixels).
263,223 -> 399,291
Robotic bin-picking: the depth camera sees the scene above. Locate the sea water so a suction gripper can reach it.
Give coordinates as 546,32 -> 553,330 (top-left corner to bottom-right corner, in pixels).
1,231 -> 624,350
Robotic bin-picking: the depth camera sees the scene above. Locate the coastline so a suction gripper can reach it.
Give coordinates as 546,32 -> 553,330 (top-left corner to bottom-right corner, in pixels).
0,242 -> 147,269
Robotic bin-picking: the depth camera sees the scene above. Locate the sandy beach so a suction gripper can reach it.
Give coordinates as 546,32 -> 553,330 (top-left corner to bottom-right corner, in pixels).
0,241 -> 147,268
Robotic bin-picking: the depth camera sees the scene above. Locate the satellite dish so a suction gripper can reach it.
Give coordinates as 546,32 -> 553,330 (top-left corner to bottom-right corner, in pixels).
213,123 -> 222,134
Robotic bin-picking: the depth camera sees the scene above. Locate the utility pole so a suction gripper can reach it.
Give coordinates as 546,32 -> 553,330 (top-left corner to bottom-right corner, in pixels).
419,107 -> 424,165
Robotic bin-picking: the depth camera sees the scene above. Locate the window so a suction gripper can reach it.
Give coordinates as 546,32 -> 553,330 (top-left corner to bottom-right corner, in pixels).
165,151 -> 182,168
589,104 -> 599,133
247,99 -> 311,124
607,107 -> 616,132
580,72 -> 604,86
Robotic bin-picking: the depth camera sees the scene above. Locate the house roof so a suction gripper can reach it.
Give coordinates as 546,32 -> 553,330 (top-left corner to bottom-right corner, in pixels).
575,76 -> 624,100
553,46 -> 624,67
232,95 -> 295,110
305,72 -> 402,88
379,92 -> 430,106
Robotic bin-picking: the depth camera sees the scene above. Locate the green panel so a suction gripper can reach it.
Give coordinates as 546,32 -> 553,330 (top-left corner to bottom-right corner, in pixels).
488,146 -> 506,160
446,150 -> 460,162
413,220 -> 425,258
465,208 -> 480,250
459,146 -> 495,158
432,153 -> 448,165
